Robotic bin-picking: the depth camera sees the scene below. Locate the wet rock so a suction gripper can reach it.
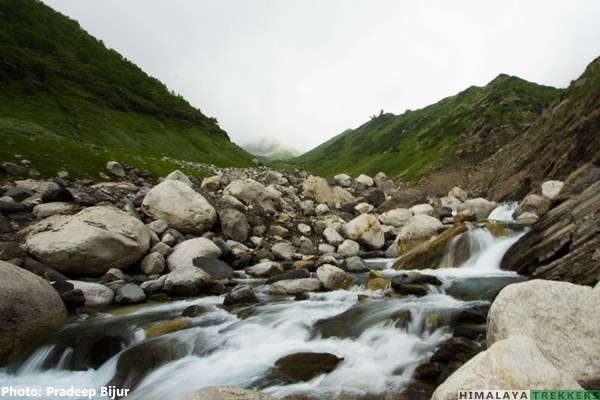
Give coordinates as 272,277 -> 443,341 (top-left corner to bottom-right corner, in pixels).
144,319 -> 187,338
274,352 -> 344,382
267,268 -> 310,283
430,337 -> 481,364
164,267 -> 213,297
26,206 -> 150,276
344,214 -> 385,250
245,261 -> 284,278
512,194 -> 552,219
230,255 -> 253,270
431,336 -> 582,399
387,215 -> 444,256
0,261 -> 68,366
268,278 -> 322,295
67,280 -> 114,308
501,180 -> 600,285
223,285 -> 258,306
193,257 -> 233,280
176,386 -> 277,400
488,280 -> 600,388
316,264 -> 350,290
167,238 -> 222,271
414,362 -> 445,381
140,275 -> 167,295
219,208 -> 251,243
142,179 -> 217,234
392,274 -> 442,286
114,283 -> 146,304
366,277 -> 390,291
341,256 -> 369,272
392,223 -> 468,270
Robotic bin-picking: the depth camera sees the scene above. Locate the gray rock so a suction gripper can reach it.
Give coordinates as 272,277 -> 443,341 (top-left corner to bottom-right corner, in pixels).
115,283 -> 147,304
512,194 -> 552,219
192,257 -> 233,280
316,264 -> 350,290
337,239 -> 360,257
541,180 -> 564,200
147,219 -> 169,236
223,285 -> 258,306
140,253 -> 166,275
150,242 -> 173,257
164,267 -> 213,297
245,261 -> 283,278
164,170 -> 193,187
26,206 -> 151,277
268,278 -> 322,295
301,175 -> 356,206
432,335 -> 582,399
0,261 -> 68,366
67,280 -> 114,308
140,275 -> 168,295
267,268 -> 310,283
106,161 -> 126,177
0,242 -> 27,261
222,178 -> 279,213
377,208 -> 413,227
32,202 -> 74,218
166,238 -> 222,271
323,227 -> 344,246
219,209 -> 251,243
487,280 -> 600,389
142,180 -> 217,235
344,214 -> 384,250
342,256 -> 369,272
271,242 -> 295,261
175,386 -> 277,400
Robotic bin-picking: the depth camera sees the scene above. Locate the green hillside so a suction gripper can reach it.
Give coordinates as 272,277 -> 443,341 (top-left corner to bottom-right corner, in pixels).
0,0 -> 255,179
293,75 -> 562,180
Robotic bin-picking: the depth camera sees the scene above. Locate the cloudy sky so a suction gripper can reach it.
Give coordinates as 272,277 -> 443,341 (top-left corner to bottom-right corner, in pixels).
42,0 -> 600,153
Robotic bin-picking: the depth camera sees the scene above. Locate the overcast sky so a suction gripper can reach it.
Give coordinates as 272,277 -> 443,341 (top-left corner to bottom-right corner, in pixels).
41,0 -> 600,153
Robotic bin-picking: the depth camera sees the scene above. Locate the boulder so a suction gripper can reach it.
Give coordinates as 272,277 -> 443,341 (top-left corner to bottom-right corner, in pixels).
164,266 -> 213,297
223,285 -> 258,306
245,261 -> 284,278
541,180 -> 564,200
114,283 -> 146,304
411,203 -> 434,216
192,257 -> 234,280
374,171 -> 397,195
388,215 -> 443,255
342,256 -> 369,272
337,239 -> 360,257
106,161 -> 126,177
392,223 -> 468,270
141,179 -> 217,235
487,280 -> 600,388
323,227 -> 344,246
223,178 -> 278,213
378,208 -> 413,227
200,174 -> 223,192
344,214 -> 385,250
301,175 -> 355,206
460,198 -> 497,220
333,173 -> 352,187
501,180 -> 600,285
274,352 -> 344,382
219,209 -> 251,243
556,162 -> 600,201
271,242 -> 295,261
354,202 -> 374,214
166,238 -> 222,271
448,187 -> 468,202
431,335 -> 582,399
268,278 -> 322,295
176,386 -> 277,400
316,264 -> 350,290
0,242 -> 27,261
0,261 -> 68,366
68,280 -> 114,308
26,206 -> 150,276
164,170 -> 193,187
355,174 -> 374,187
32,202 -> 74,218
512,194 -> 552,219
140,253 -> 166,275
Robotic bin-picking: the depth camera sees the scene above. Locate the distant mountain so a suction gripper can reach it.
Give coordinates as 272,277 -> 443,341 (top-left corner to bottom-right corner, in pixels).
293,74 -> 562,183
0,0 -> 255,179
242,138 -> 301,161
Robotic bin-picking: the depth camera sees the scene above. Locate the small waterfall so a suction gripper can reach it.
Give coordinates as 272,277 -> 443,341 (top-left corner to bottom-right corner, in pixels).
439,224 -> 497,268
488,201 -> 518,221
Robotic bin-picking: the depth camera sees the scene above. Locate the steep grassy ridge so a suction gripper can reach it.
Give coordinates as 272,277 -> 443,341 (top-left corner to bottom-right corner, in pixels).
0,0 -> 255,179
293,75 -> 561,180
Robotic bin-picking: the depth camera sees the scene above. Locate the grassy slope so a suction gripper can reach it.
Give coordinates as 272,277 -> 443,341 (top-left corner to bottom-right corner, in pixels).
0,0 -> 255,179
293,75 -> 562,180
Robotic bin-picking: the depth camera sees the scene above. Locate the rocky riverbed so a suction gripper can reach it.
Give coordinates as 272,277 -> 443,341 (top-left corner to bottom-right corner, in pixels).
1,160 -> 599,399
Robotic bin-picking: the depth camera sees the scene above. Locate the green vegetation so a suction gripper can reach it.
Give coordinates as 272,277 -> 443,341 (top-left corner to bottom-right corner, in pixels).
0,0 -> 255,180
293,74 -> 562,180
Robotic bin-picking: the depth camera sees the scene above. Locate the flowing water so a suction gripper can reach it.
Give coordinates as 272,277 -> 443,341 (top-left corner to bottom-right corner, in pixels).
0,212 -> 527,400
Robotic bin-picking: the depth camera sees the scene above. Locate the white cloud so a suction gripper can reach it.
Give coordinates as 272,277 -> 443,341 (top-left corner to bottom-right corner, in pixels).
42,0 -> 600,151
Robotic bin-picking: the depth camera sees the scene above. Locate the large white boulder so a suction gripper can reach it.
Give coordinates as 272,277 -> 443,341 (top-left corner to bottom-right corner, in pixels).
0,261 -> 68,366
142,179 -> 217,234
344,214 -> 385,250
301,175 -> 355,206
388,214 -> 443,254
487,280 -> 600,389
431,335 -> 582,399
166,238 -> 222,271
26,206 -> 150,276
378,208 -> 413,227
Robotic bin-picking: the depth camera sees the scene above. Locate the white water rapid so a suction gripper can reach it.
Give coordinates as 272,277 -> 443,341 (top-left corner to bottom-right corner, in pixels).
0,210 -> 526,400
